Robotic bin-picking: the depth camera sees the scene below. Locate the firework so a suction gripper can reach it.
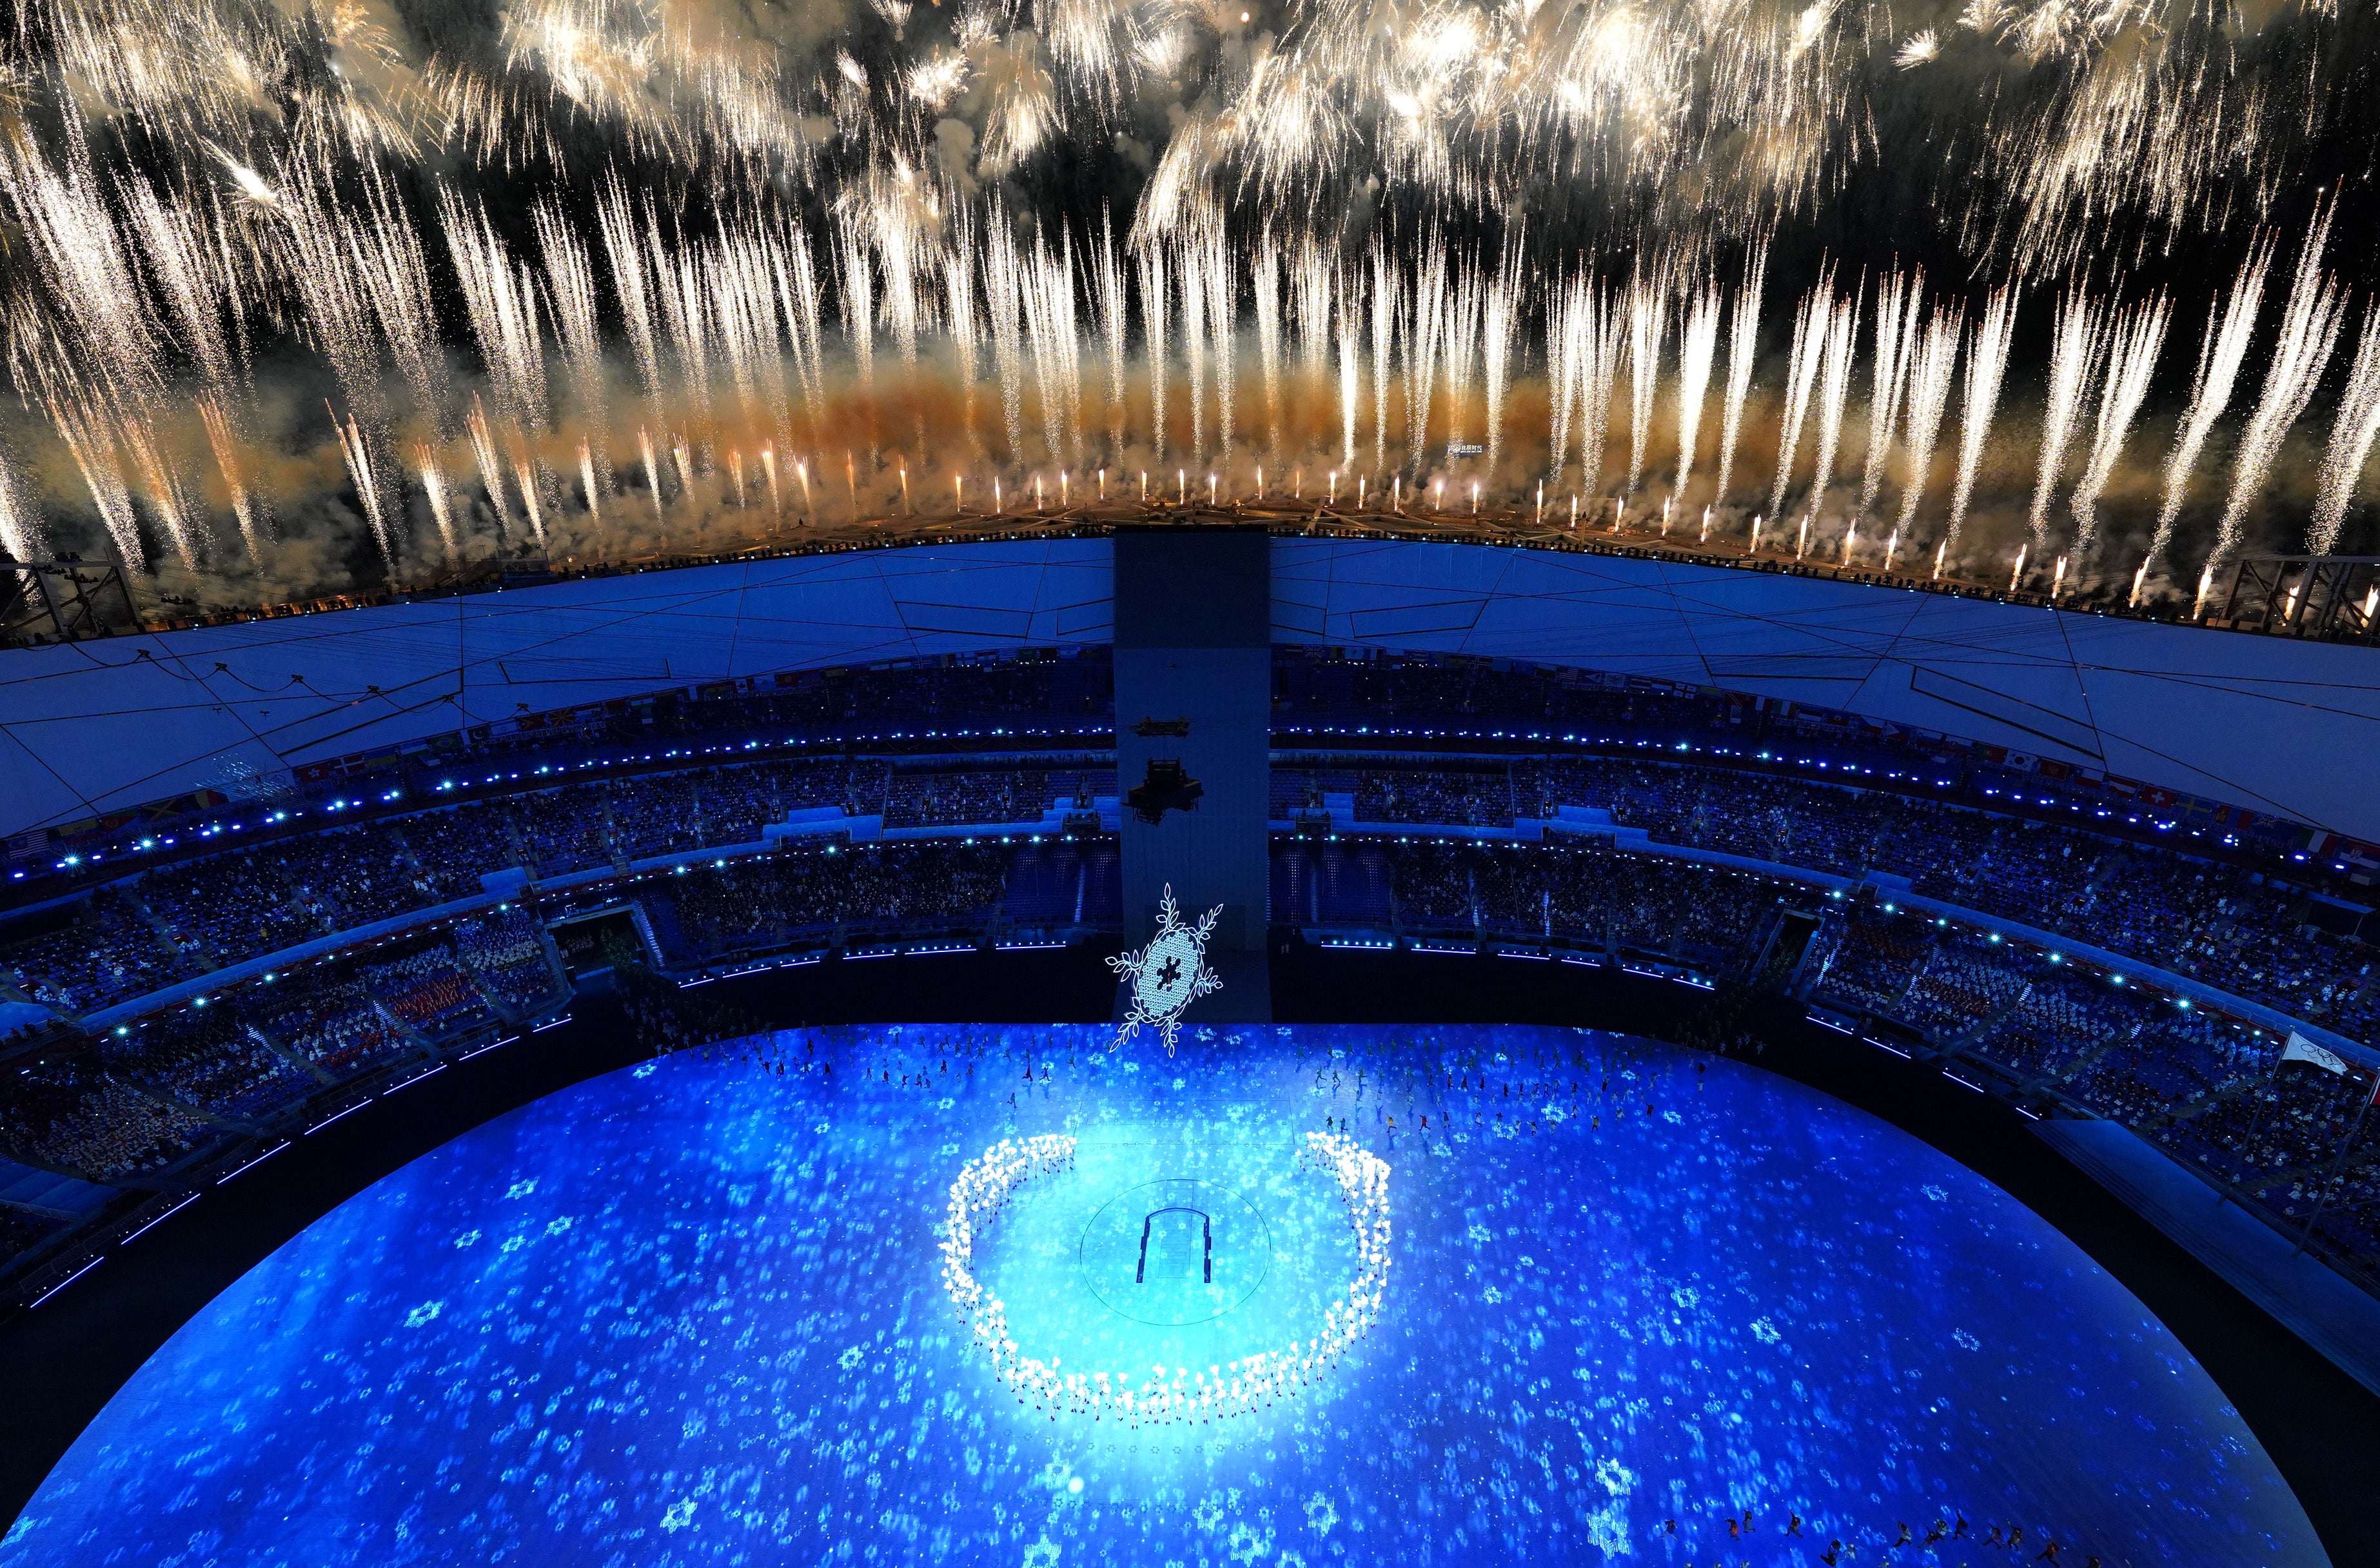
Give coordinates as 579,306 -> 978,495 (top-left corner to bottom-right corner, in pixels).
2310,308 -> 2380,556
1805,290 -> 1862,525
2209,219 -> 2344,573
412,442 -> 460,566
1860,271 -> 1922,514
2069,297 -> 2171,557
2145,245 -> 2272,589
1624,267 -> 1667,495
1673,283 -> 1722,502
2027,287 -> 2110,553
1713,248 -> 1767,507
1769,281 -> 1831,520
1947,288 -> 2020,552
1894,308 -> 1960,539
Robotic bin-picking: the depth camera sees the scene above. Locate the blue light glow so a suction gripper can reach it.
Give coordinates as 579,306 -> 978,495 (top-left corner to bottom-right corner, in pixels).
0,1026 -> 2314,1567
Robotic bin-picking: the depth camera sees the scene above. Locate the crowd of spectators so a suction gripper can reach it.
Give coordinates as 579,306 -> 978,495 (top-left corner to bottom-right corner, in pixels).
100,1000 -> 319,1124
1791,889 -> 2380,1286
139,850 -> 324,965
455,909 -> 565,1014
659,843 -> 1010,955
880,766 -> 1113,829
1353,840 -> 1796,971
0,755 -> 1121,1004
0,1057 -> 213,1179
361,939 -> 498,1041
1263,755 -> 2376,1049
1,891 -> 182,1014
261,824 -> 431,930
247,968 -> 417,1077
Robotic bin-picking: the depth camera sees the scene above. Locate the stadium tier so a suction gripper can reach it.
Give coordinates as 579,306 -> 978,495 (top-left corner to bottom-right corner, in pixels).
3,648 -> 2374,1309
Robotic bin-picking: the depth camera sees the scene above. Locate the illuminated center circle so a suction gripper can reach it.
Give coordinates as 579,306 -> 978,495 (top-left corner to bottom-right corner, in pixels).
1132,927 -> 1208,1018
1077,1178 -> 1274,1327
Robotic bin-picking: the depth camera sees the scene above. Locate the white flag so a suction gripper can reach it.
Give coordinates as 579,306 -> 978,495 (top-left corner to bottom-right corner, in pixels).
2281,1033 -> 2350,1076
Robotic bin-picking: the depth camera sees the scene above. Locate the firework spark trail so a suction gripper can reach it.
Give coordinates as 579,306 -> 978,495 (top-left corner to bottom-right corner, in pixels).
1182,240 -> 1209,464
46,393 -> 143,570
714,225 -> 793,449
2069,295 -> 2170,556
1767,282 -> 1829,519
5,128 -> 164,413
123,179 -> 272,555
1054,233 -> 1088,465
443,194 -> 550,436
848,161 -> 933,392
1547,276 -> 1585,484
1624,267 -> 1667,494
2211,221 -> 2344,573
1805,290 -> 1862,524
466,394 -> 516,538
1022,231 -> 1085,463
2147,244 -> 2271,578
1137,247 -> 1168,462
595,180 -> 666,411
116,414 -> 201,570
1206,228 -> 1237,464
580,440 -> 604,528
638,427 -> 665,522
1893,307 -> 1960,537
1092,216 -> 1128,464
1673,283 -> 1720,501
1337,277 -> 1361,470
1442,263 -> 1481,456
1713,247 -> 1767,506
835,230 -> 879,458
949,224 -> 987,458
1370,247 -> 1396,474
1576,285 -> 1623,497
411,442 -> 460,565
332,408 -> 397,573
195,395 -> 264,557
1482,252 -> 1520,480
1947,287 -> 2019,551
536,200 -> 607,454
278,177 -> 390,432
1859,270 -> 1922,513
2310,308 -> 2380,555
0,447 -> 35,561
121,179 -> 238,394
771,223 -> 832,444
355,176 -> 447,435
2027,286 -> 2110,553
654,220 -> 714,441
1293,241 -> 1335,450
1405,245 -> 1446,477
985,221 -> 1030,462
1255,239 -> 1284,461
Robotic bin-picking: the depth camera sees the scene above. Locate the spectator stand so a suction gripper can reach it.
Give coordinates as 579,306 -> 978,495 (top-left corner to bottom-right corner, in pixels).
453,908 -> 572,1023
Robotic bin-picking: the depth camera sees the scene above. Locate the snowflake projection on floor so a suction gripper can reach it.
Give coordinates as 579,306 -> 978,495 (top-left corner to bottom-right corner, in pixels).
1107,884 -> 1223,1053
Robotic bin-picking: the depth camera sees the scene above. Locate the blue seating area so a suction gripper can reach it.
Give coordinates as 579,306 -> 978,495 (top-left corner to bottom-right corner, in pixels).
0,723 -> 2372,1305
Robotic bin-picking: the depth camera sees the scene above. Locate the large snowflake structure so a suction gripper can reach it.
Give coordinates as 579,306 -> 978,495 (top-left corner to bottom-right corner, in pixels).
1107,884 -> 1223,1053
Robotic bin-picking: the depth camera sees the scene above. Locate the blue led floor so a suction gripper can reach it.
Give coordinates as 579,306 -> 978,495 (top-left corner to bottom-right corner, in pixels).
0,1025 -> 2325,1567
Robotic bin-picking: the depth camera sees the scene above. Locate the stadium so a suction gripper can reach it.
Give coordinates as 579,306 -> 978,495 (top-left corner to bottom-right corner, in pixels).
0,526 -> 2374,1567
8,0 -> 2380,1560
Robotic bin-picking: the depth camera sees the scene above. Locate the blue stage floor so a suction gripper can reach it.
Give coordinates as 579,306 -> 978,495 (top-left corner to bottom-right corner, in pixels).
1,1026 -> 2324,1566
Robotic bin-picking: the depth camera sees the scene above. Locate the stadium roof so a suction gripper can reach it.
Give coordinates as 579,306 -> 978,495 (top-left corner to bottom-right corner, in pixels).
2,537 -> 2374,844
